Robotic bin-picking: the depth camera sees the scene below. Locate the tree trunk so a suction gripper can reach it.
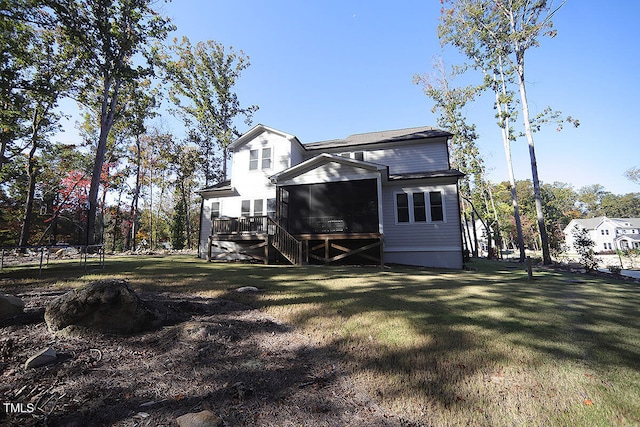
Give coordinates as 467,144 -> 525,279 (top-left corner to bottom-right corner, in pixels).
494,67 -> 526,263
86,77 -> 121,246
18,108 -> 44,249
516,62 -> 552,265
19,150 -> 38,249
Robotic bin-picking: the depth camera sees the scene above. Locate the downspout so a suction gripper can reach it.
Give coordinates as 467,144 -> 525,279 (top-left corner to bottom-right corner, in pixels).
456,180 -> 466,268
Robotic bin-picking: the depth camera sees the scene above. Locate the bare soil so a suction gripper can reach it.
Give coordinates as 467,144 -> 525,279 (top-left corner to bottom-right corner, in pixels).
1,283 -> 403,427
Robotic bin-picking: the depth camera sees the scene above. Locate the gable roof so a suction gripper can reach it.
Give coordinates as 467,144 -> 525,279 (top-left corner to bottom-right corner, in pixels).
269,153 -> 388,184
303,126 -> 452,150
227,124 -> 303,151
565,216 -> 640,232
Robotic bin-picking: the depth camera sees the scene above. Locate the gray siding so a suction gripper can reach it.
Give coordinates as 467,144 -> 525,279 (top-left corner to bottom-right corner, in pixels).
367,142 -> 449,174
381,180 -> 462,268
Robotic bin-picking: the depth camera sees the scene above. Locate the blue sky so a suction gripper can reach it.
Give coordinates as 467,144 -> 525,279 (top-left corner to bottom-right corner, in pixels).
62,1 -> 640,195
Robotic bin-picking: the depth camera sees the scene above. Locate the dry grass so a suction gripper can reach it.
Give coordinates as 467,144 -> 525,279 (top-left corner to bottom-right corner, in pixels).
3,255 -> 640,426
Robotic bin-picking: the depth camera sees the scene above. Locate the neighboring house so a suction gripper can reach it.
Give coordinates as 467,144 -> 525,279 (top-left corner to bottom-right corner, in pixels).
563,217 -> 640,253
197,124 -> 464,268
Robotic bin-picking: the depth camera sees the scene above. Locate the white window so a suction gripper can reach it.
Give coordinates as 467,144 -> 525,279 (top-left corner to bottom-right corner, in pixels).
249,150 -> 259,170
210,202 -> 220,220
395,191 -> 444,224
261,147 -> 272,169
241,200 -> 251,217
249,147 -> 273,171
254,199 -> 264,216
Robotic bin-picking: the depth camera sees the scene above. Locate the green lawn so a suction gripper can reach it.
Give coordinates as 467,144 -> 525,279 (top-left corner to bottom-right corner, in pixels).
3,255 -> 640,426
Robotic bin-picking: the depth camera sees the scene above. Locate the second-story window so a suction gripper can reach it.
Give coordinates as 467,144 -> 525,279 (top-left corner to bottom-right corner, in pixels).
249,149 -> 259,170
249,147 -> 272,170
261,147 -> 272,169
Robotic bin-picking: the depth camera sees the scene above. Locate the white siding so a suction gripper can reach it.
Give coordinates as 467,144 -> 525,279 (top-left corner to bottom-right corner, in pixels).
278,162 -> 380,186
228,132 -> 294,216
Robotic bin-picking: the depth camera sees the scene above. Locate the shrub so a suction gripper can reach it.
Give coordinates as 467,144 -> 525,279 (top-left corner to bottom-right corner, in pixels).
571,225 -> 600,272
607,265 -> 622,275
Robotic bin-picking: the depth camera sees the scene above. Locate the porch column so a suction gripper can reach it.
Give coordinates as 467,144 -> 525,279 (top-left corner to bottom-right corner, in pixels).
376,175 -> 384,234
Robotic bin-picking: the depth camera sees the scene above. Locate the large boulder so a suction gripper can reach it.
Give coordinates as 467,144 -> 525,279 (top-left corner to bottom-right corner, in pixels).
0,294 -> 25,321
45,279 -> 160,336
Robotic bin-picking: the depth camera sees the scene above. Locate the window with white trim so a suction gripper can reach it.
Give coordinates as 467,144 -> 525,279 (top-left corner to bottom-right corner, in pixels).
210,202 -> 220,221
396,193 -> 409,223
261,147 -> 272,169
241,200 -> 250,217
429,191 -> 444,221
249,150 -> 259,170
395,190 -> 445,224
249,147 -> 273,170
254,199 -> 264,216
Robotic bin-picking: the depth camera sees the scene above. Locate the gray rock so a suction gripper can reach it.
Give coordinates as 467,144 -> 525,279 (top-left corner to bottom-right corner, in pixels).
24,347 -> 57,369
0,294 -> 25,320
45,279 -> 160,337
235,286 -> 259,293
176,410 -> 223,427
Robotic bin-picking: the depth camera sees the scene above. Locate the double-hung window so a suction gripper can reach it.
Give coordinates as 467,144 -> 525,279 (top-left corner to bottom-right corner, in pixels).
241,200 -> 251,217
249,150 -> 259,170
210,202 -> 220,220
395,190 -> 444,223
249,147 -> 272,170
396,193 -> 410,223
261,148 -> 272,169
253,199 -> 264,217
429,191 -> 444,221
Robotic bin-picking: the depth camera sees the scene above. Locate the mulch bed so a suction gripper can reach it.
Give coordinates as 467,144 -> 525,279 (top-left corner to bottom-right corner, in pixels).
1,285 -> 402,426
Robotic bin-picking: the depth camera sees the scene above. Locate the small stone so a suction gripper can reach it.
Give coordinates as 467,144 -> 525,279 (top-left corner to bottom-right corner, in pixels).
0,295 -> 25,320
235,286 -> 259,293
176,410 -> 222,427
25,347 -> 57,369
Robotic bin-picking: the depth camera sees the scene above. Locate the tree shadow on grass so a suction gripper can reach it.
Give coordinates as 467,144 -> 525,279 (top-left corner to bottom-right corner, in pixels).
3,257 -> 640,425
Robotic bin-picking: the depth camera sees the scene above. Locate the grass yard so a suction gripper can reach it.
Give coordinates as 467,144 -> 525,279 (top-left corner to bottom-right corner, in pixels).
3,255 -> 640,426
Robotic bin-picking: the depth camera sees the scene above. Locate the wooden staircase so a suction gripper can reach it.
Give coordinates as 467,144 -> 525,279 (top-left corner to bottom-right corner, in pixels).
267,218 -> 303,265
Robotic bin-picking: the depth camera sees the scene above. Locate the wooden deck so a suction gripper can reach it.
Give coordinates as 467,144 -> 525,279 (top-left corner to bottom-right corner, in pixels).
296,233 -> 383,266
207,217 -> 383,266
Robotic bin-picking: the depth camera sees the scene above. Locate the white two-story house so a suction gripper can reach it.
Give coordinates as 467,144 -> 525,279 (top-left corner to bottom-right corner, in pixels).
197,124 -> 464,269
564,216 -> 640,253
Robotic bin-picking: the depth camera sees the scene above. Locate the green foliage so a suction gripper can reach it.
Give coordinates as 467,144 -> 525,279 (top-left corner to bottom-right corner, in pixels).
606,264 -> 622,275
618,248 -> 640,270
624,167 -> 640,185
156,36 -> 258,184
170,196 -> 186,250
571,225 -> 600,272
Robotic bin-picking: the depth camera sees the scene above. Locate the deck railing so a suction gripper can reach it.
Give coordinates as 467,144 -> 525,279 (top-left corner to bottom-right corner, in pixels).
212,216 -> 269,234
267,218 -> 303,265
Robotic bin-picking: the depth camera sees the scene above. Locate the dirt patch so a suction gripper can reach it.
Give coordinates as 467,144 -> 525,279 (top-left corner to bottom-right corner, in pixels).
0,285 -> 401,426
